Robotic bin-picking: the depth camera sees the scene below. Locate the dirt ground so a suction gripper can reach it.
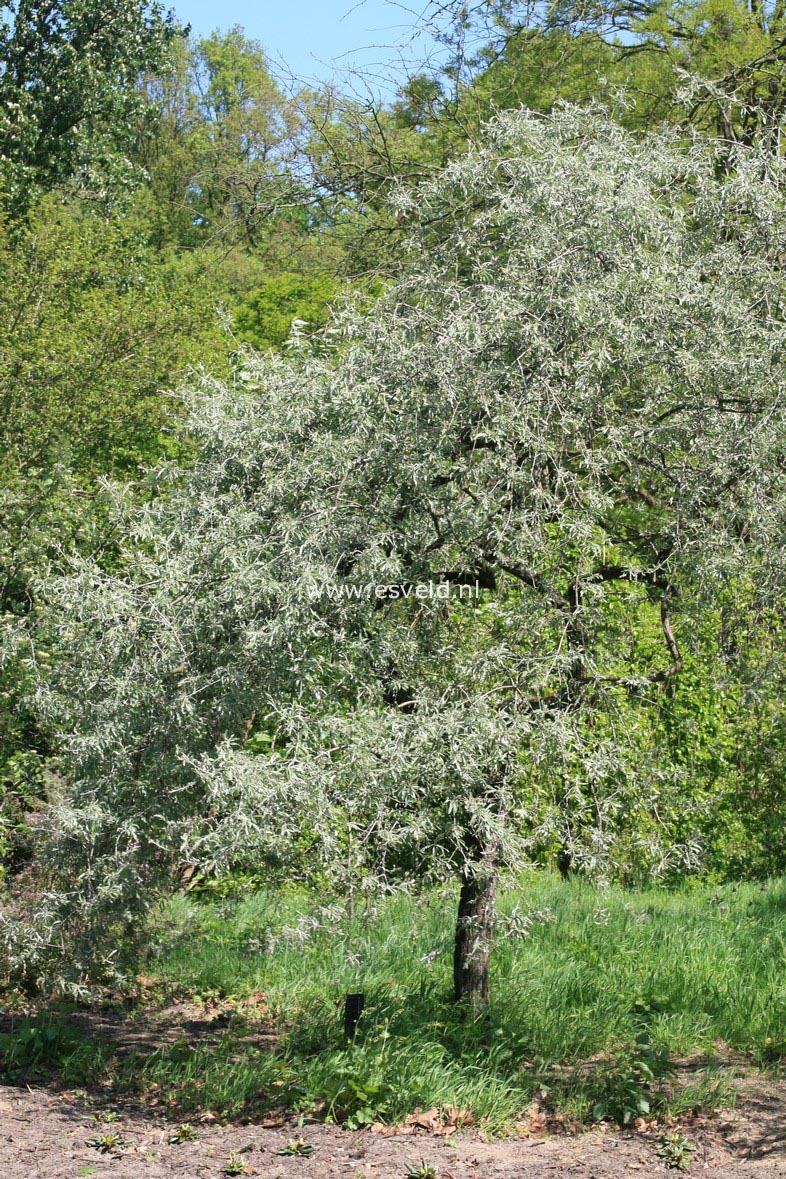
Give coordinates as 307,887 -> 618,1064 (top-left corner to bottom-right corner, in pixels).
1,1076 -> 785,1178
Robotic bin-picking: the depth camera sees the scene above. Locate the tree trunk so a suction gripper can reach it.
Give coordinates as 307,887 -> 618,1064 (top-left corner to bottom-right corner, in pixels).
453,845 -> 499,1008
557,843 -> 573,879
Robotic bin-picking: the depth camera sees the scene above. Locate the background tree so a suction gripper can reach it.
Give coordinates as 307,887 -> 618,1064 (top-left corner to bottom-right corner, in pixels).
233,271 -> 338,349
0,197 -> 228,480
137,27 -> 309,253
0,0 -> 182,217
0,191 -> 232,880
420,0 -> 786,138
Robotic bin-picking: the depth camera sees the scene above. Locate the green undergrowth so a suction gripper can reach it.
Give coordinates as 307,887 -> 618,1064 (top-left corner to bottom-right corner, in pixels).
5,873 -> 786,1129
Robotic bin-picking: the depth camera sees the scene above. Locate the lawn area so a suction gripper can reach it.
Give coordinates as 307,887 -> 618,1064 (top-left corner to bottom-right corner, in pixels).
4,873 -> 786,1131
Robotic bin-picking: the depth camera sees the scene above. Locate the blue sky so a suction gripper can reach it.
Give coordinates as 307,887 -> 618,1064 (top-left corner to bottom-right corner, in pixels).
173,0 -> 440,91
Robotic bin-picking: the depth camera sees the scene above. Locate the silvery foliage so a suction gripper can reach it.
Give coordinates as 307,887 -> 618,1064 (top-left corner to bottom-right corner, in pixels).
7,104 -> 786,989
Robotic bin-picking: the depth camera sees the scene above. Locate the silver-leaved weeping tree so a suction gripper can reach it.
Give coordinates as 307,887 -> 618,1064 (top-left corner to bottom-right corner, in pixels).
7,105 -> 786,1004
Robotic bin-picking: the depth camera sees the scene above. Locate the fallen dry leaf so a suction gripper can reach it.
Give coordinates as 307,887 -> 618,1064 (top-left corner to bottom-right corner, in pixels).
400,1106 -> 474,1136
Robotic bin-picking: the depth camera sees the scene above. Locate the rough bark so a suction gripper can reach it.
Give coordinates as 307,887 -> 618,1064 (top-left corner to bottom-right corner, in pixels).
453,841 -> 500,1007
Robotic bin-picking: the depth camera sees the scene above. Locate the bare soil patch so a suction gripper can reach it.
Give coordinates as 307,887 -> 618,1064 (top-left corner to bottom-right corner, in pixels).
0,1075 -> 785,1178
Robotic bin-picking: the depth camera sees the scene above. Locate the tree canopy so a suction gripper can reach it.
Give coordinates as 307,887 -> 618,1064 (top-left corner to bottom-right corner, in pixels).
0,0 -> 182,216
8,106 -> 786,1000
422,0 -> 786,139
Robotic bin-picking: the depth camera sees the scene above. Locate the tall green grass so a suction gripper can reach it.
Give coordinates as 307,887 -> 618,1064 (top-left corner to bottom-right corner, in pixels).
131,873 -> 786,1126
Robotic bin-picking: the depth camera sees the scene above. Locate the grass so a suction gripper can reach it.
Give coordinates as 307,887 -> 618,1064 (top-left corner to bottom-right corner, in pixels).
4,872 -> 786,1130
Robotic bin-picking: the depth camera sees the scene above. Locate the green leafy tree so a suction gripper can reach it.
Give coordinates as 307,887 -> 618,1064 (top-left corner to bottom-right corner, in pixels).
8,107 -> 786,1004
465,29 -> 616,122
300,80 -> 453,276
0,0 -> 182,216
425,0 -> 786,137
233,272 -> 338,349
0,196 -> 228,479
0,192 -> 231,880
137,28 -> 308,253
